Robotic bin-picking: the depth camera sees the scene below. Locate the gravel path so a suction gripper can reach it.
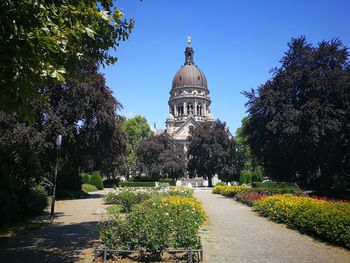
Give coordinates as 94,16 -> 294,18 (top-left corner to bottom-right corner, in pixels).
195,189 -> 350,263
0,192 -> 109,263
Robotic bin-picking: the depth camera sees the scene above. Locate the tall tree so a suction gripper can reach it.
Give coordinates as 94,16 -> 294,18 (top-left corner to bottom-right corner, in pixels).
187,120 -> 237,187
0,0 -> 133,117
0,63 -> 126,221
136,134 -> 186,180
120,115 -> 152,177
235,117 -> 264,183
243,37 -> 350,193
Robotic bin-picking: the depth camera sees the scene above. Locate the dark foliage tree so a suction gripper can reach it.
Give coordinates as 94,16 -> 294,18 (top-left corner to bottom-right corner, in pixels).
0,0 -> 133,118
243,36 -> 350,193
187,120 -> 237,187
0,64 -> 126,223
136,134 -> 186,180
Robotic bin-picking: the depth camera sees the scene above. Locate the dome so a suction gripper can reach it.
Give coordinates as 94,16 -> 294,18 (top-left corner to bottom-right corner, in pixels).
172,64 -> 208,89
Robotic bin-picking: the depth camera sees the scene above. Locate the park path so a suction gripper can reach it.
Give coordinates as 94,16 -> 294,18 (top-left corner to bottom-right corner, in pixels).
195,189 -> 350,263
0,191 -> 109,263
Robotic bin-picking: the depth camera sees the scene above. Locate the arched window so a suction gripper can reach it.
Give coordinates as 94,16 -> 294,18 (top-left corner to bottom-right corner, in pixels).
177,104 -> 184,116
197,103 -> 202,116
187,103 -> 194,115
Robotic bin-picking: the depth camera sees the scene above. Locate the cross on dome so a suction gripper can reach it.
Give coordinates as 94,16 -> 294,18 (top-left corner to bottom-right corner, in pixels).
187,35 -> 191,45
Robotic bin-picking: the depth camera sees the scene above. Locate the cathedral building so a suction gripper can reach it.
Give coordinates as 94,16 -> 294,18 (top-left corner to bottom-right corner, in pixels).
165,37 -> 214,149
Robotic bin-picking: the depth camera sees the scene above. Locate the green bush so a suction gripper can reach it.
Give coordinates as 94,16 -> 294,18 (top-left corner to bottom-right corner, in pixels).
22,186 -> 49,216
254,195 -> 350,249
90,171 -> 104,190
239,170 -> 252,184
159,179 -> 176,186
100,196 -> 206,253
81,172 -> 91,184
0,186 -> 48,225
120,182 -> 155,187
103,178 -> 119,188
129,176 -> 154,182
252,182 -> 296,189
82,183 -> 98,193
212,185 -> 249,197
215,182 -> 226,186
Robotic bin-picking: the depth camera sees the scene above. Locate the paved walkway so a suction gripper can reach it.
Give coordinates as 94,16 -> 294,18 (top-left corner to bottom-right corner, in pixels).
195,189 -> 350,263
0,193 -> 108,263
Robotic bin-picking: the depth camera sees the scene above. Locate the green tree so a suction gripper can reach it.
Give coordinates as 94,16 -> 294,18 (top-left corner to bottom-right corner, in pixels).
136,134 -> 186,180
235,117 -> 264,183
243,36 -> 350,193
120,116 -> 152,177
187,120 -> 237,187
0,63 -> 126,224
0,0 -> 133,117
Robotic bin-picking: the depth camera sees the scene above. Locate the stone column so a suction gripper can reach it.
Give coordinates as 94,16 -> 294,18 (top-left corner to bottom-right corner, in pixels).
184,101 -> 187,116
194,100 -> 197,116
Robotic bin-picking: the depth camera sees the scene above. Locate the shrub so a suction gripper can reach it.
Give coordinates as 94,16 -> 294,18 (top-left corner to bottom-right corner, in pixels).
0,186 -> 49,225
22,186 -> 49,217
90,171 -> 104,190
81,172 -> 91,184
252,182 -> 296,189
120,182 -> 155,187
215,182 -> 226,186
103,178 -> 119,188
100,196 -> 206,253
239,170 -> 252,184
212,185 -> 249,197
254,195 -> 350,249
129,176 -> 154,182
82,183 -> 98,193
159,179 -> 176,186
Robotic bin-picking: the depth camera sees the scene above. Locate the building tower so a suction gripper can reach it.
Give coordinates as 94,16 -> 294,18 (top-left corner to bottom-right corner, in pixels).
166,36 -> 213,149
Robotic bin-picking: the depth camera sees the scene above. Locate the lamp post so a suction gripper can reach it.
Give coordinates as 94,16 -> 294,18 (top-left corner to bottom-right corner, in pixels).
50,134 -> 62,223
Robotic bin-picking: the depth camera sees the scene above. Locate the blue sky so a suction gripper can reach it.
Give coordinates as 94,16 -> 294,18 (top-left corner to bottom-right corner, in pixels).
101,0 -> 350,134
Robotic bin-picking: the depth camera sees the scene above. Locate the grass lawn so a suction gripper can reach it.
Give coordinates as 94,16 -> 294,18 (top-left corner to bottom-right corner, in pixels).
82,183 -> 98,193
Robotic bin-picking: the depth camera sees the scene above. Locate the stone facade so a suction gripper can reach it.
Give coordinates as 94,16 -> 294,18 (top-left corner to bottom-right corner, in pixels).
166,37 -> 213,149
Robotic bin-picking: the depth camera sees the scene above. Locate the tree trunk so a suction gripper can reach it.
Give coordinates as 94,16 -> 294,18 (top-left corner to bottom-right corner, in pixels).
208,175 -> 213,187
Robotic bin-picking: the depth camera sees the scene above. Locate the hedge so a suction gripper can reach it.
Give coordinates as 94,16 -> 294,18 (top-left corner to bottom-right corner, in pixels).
252,182 -> 296,189
254,195 -> 350,249
159,179 -> 176,186
212,185 -> 249,197
120,182 -> 155,187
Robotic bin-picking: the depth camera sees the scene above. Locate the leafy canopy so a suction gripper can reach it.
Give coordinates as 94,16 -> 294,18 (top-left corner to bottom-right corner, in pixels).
136,134 -> 187,180
187,120 -> 237,186
243,36 -> 350,193
0,0 -> 133,116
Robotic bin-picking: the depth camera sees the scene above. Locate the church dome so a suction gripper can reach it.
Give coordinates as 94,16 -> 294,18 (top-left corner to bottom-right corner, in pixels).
171,36 -> 208,90
172,64 -> 208,89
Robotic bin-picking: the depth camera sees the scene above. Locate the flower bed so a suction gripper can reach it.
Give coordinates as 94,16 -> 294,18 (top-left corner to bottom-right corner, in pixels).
235,187 -> 304,206
212,185 -> 248,197
100,187 -> 207,261
103,186 -> 193,212
213,185 -> 303,207
254,195 -> 350,249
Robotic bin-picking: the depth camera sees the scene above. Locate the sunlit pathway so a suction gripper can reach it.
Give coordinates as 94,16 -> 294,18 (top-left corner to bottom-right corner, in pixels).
195,189 -> 350,263
0,192 -> 109,263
